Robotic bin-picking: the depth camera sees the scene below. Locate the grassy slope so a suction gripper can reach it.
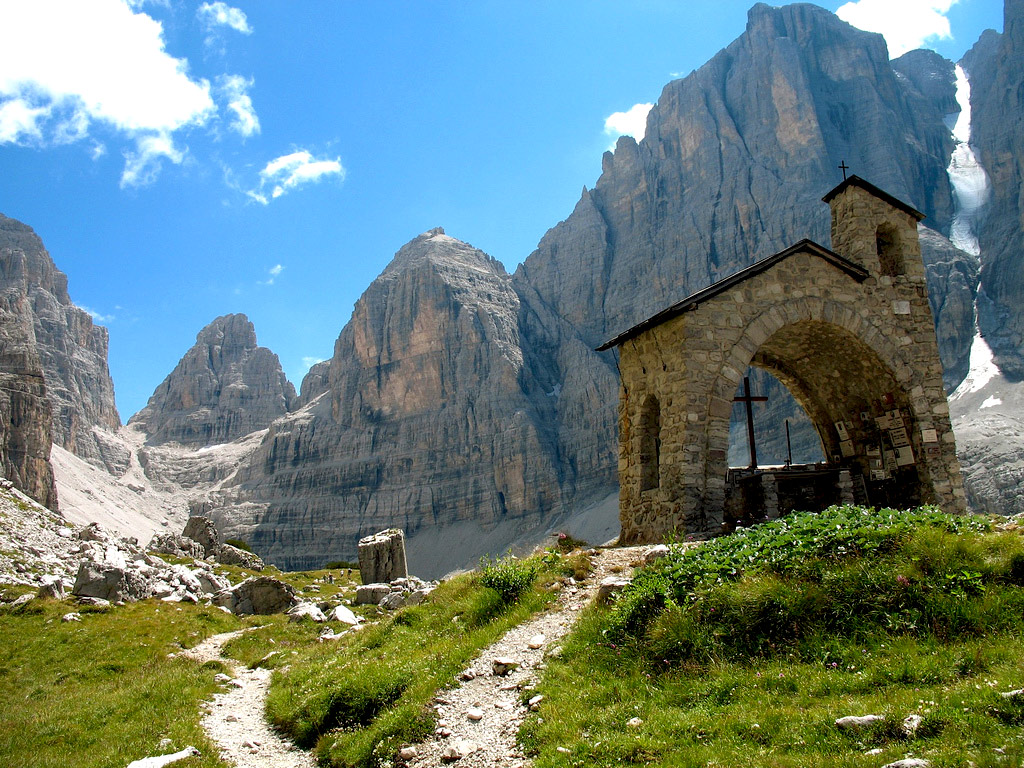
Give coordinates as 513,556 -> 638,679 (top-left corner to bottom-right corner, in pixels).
520,507 -> 1024,768
4,510 -> 1023,768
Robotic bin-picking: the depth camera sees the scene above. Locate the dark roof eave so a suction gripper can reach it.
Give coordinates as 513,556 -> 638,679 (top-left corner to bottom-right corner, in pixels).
822,175 -> 926,222
596,239 -> 868,351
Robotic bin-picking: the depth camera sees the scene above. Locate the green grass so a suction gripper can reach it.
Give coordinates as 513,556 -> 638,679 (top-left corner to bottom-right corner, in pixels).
0,598 -> 243,768
0,562 -> 363,768
520,506 -> 1024,767
265,553 -> 567,767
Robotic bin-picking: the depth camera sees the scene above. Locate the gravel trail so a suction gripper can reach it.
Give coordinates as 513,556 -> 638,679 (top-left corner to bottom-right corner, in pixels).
183,628 -> 317,768
403,546 -> 644,768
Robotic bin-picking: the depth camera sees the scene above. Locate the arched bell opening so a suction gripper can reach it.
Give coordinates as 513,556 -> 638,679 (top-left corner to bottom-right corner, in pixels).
715,320 -> 929,528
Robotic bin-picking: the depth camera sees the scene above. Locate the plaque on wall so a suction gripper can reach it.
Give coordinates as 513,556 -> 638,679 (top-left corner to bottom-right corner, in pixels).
835,421 -> 850,441
840,439 -> 855,457
921,428 -> 938,444
895,445 -> 916,467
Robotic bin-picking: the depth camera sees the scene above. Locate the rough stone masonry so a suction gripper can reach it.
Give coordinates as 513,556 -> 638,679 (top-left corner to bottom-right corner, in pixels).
599,176 -> 967,544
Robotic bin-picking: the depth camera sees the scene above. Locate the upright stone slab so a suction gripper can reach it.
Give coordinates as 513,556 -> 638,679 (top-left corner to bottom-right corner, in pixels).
358,528 -> 408,584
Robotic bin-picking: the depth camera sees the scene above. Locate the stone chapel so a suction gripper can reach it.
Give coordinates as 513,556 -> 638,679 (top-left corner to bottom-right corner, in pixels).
597,176 -> 967,544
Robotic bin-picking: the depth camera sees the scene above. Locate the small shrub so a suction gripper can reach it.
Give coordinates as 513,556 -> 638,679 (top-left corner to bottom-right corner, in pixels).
224,538 -> 252,552
480,556 -> 540,606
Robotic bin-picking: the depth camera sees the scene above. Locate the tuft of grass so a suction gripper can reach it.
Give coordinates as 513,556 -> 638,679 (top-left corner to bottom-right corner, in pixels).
480,555 -> 541,606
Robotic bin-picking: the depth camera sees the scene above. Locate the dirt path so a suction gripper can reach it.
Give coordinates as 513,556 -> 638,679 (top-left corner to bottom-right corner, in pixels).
403,546 -> 645,768
183,628 -> 317,768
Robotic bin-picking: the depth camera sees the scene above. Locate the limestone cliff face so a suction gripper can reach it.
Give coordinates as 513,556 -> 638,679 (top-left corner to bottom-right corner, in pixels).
210,229 -> 615,573
130,314 -> 296,447
0,213 -> 122,480
964,0 -> 1024,377
0,291 -> 57,510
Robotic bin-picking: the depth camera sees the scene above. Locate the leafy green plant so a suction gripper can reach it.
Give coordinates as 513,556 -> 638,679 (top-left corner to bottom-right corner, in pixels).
223,538 -> 252,552
480,555 -> 540,605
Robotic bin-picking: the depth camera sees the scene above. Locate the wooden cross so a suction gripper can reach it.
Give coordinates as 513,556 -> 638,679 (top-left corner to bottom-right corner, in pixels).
839,160 -> 850,180
733,376 -> 768,469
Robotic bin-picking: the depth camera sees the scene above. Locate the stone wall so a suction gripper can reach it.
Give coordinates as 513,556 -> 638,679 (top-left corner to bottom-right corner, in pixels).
613,179 -> 966,544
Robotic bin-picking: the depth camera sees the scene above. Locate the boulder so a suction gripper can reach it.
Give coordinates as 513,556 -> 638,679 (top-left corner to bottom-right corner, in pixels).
357,528 -> 408,585
36,576 -> 65,600
72,560 -> 152,602
597,576 -> 631,603
214,576 -> 296,615
182,516 -> 220,556
149,533 -> 204,559
215,543 -> 264,571
378,592 -> 406,610
287,602 -> 328,623
330,604 -> 360,625
193,569 -> 230,595
355,583 -> 391,605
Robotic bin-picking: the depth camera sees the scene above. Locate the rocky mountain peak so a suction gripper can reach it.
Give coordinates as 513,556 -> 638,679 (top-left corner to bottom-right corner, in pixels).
382,228 -> 506,282
0,212 -> 122,476
129,313 -> 296,447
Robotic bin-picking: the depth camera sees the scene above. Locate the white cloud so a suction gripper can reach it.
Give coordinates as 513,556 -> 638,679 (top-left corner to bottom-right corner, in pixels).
603,103 -> 654,148
248,150 -> 346,204
218,75 -> 260,138
82,306 -> 115,324
301,356 -> 325,370
836,0 -> 957,57
0,100 -> 49,143
0,0 -> 214,184
258,263 -> 285,286
121,132 -> 184,188
198,2 -> 252,35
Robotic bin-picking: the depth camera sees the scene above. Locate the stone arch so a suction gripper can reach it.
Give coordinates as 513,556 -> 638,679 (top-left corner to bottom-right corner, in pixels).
876,223 -> 904,277
638,394 -> 661,491
702,298 -> 929,515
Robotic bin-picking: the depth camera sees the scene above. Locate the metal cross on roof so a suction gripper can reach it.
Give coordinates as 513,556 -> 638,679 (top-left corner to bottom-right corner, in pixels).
839,160 -> 850,180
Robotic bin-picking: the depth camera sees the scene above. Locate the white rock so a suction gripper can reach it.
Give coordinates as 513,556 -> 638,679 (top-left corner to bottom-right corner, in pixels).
125,746 -> 201,768
330,604 -> 360,625
61,612 -> 81,622
627,716 -> 643,727
467,707 -> 484,721
441,739 -> 478,761
902,713 -> 923,735
597,576 -> 631,603
287,601 -> 327,623
527,634 -> 545,649
881,760 -> 930,768
399,746 -> 417,760
835,714 -> 884,730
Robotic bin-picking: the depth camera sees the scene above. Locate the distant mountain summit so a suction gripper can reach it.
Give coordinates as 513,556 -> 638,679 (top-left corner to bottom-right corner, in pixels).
129,313 -> 296,447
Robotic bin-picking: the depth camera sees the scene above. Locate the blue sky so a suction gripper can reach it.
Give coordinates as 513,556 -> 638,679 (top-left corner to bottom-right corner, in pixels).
0,0 -> 1005,420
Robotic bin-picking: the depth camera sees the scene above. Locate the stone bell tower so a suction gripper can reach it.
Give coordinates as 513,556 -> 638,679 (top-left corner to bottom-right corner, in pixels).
823,175 -> 927,283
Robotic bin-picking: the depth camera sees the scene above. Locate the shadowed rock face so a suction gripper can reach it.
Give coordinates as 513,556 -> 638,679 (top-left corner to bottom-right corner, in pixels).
963,0 -> 1024,377
129,313 -> 296,447
0,214 -> 122,477
0,289 -> 56,510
